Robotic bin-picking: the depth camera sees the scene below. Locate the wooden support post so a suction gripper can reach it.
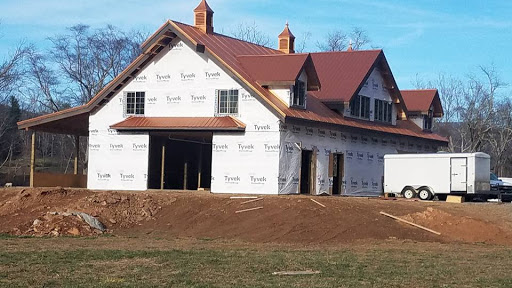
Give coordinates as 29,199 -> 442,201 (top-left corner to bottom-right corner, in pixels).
183,161 -> 188,190
160,144 -> 165,190
74,135 -> 79,175
30,132 -> 36,187
197,145 -> 203,189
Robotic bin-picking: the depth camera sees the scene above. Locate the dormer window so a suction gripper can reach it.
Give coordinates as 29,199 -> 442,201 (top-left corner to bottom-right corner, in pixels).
350,95 -> 370,119
423,106 -> 433,130
374,99 -> 392,123
291,80 -> 306,108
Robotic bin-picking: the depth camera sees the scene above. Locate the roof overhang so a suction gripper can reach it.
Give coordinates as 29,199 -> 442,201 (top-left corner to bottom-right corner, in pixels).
17,108 -> 89,136
110,116 -> 246,132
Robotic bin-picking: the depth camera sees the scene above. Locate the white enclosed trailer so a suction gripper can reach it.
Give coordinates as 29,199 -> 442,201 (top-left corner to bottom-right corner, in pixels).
384,152 -> 491,200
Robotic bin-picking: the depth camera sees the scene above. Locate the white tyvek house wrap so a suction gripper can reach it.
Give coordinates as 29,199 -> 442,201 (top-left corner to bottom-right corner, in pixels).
278,122 -> 436,196
88,38 -> 280,192
211,130 -> 280,194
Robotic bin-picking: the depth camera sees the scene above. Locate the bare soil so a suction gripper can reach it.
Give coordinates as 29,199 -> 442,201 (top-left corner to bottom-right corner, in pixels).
1,187 -> 512,245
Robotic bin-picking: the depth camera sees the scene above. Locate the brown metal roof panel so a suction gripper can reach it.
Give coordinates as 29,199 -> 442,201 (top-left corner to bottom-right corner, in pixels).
237,54 -> 308,82
310,50 -> 381,102
110,116 -> 246,131
401,89 -> 443,116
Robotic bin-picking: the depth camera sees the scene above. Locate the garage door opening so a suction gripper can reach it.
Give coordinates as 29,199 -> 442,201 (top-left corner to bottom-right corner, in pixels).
148,132 -> 212,190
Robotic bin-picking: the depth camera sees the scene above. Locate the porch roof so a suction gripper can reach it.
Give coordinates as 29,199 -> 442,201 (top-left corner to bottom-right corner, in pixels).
110,116 -> 246,131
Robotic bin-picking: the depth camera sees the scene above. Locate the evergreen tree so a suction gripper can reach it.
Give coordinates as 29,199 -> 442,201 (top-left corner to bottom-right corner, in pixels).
0,96 -> 22,160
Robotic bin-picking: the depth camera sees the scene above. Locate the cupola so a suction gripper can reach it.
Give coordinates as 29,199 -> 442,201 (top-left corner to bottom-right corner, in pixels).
278,22 -> 295,54
194,0 -> 214,34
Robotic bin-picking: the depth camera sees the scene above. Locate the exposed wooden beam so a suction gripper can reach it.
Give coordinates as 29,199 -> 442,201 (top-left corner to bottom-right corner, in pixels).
74,135 -> 79,175
160,144 -> 165,190
30,132 -> 36,187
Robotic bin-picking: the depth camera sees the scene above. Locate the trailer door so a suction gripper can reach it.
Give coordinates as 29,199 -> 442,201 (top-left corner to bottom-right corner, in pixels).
450,157 -> 467,192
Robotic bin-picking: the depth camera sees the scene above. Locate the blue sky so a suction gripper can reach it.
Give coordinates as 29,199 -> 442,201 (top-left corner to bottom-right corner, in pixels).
1,0 -> 511,93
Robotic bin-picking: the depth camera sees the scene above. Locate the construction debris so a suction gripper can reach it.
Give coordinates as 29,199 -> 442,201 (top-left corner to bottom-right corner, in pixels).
235,207 -> 263,214
73,212 -> 107,232
272,270 -> 321,276
240,198 -> 263,205
230,196 -> 258,199
310,199 -> 326,208
380,211 -> 441,235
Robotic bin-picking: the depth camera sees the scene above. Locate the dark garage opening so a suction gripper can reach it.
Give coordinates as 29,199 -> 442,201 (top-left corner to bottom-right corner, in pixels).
148,132 -> 212,190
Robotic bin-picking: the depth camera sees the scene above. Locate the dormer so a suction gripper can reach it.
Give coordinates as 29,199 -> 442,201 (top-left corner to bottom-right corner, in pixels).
237,54 -> 321,109
194,0 -> 214,34
278,23 -> 295,54
401,89 -> 444,131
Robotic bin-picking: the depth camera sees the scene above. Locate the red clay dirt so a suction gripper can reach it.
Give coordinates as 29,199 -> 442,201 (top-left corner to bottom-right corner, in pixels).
1,187 -> 512,245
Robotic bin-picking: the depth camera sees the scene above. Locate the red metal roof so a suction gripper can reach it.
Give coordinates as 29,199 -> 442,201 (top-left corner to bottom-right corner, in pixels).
238,54 -> 308,83
288,94 -> 447,142
237,54 -> 320,89
110,116 -> 246,131
401,89 -> 443,116
310,50 -> 382,102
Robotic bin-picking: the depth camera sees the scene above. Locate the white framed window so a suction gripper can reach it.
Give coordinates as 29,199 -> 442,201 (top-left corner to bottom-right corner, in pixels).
291,80 -> 306,108
215,89 -> 239,115
124,91 -> 145,116
350,95 -> 370,119
374,99 -> 392,123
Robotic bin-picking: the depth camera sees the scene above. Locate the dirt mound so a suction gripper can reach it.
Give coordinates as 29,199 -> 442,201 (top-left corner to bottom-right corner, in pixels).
2,187 -> 512,246
401,207 -> 510,244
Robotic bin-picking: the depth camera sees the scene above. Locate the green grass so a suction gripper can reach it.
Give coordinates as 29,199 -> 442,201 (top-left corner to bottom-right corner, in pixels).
1,238 -> 512,287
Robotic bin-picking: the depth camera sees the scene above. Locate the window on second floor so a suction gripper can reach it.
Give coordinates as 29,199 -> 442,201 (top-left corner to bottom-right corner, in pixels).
291,80 -> 306,108
350,95 -> 370,119
423,107 -> 433,130
374,99 -> 392,123
216,89 -> 239,115
125,91 -> 145,116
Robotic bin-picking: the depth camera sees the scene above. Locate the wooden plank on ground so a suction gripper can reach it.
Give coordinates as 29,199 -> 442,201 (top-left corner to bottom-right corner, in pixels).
310,198 -> 326,208
446,195 -> 464,203
240,198 -> 263,205
230,196 -> 258,199
380,211 -> 441,235
272,270 -> 321,276
235,207 -> 263,214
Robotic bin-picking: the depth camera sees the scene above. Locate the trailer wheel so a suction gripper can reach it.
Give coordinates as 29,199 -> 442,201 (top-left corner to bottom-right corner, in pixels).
418,188 -> 433,201
402,188 -> 416,199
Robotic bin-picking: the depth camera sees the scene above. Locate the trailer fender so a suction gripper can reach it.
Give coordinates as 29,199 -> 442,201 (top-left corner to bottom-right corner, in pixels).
401,186 -> 417,199
417,186 -> 434,195
417,186 -> 434,201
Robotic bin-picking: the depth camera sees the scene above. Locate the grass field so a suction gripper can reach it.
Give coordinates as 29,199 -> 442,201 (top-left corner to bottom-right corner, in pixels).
1,235 -> 512,287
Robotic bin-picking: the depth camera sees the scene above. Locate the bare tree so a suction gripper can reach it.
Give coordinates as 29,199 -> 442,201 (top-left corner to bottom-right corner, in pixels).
317,27 -> 371,52
25,50 -> 67,112
49,24 -> 142,105
489,98 -> 512,175
317,30 -> 347,52
349,27 -> 371,50
231,21 -> 271,47
295,31 -> 312,53
414,64 -> 507,163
